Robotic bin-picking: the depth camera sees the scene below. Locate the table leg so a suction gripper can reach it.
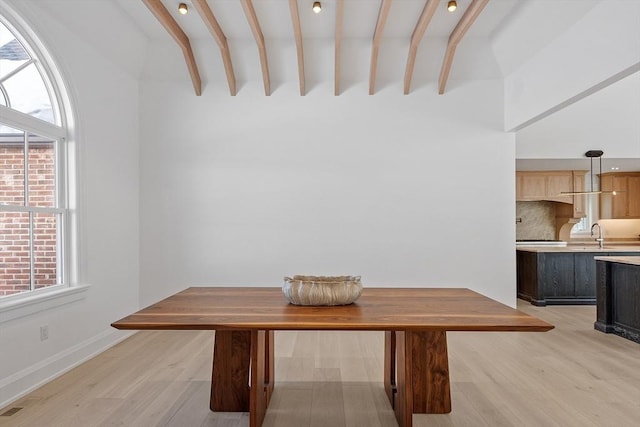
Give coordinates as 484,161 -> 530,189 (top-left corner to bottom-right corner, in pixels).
250,330 -> 268,427
211,330 -> 275,427
384,331 -> 397,407
265,330 -> 275,403
211,330 -> 251,412
389,330 -> 452,427
408,331 -> 451,414
394,331 -> 413,427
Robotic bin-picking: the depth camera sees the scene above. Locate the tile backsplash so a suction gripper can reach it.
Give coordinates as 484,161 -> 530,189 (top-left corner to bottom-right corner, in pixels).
516,204 -> 640,242
516,201 -> 556,240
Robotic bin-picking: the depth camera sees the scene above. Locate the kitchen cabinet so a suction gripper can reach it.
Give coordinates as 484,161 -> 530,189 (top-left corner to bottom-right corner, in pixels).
574,253 -> 598,297
516,171 -> 587,218
516,249 -> 640,306
546,174 -> 574,203
594,257 -> 640,344
572,171 -> 587,218
631,177 -> 640,216
517,173 -> 547,200
540,253 -> 574,299
599,172 -> 640,219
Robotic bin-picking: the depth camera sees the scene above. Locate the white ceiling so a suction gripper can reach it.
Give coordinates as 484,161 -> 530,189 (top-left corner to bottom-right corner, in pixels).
28,0 -> 604,90
517,157 -> 640,173
108,0 -> 601,80
22,0 -> 638,168
516,70 -> 640,169
117,0 -> 517,40
112,0 -> 601,43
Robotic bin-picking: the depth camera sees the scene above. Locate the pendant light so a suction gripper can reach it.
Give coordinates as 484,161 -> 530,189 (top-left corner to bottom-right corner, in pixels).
560,150 -> 617,196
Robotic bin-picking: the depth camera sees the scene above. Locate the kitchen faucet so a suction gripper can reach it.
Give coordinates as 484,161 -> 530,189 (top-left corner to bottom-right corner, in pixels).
591,223 -> 604,249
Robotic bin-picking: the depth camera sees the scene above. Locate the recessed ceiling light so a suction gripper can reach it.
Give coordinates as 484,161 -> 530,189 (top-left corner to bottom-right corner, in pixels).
312,1 -> 322,14
178,3 -> 188,15
447,1 -> 457,12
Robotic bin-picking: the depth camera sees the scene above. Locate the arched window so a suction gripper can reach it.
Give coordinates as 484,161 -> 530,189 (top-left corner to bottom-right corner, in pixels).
0,6 -> 74,299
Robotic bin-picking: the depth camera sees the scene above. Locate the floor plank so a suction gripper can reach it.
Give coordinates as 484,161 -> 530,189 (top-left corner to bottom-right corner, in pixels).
2,301 -> 640,426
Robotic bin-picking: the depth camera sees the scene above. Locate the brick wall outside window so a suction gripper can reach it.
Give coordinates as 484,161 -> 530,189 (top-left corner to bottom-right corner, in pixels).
0,145 -> 57,296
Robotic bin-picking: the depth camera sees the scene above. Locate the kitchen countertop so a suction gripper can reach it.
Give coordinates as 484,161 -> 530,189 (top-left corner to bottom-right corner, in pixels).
516,245 -> 640,253
593,256 -> 640,266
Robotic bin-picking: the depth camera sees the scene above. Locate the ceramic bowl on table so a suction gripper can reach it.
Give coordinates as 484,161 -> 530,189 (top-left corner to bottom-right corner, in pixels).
282,275 -> 362,306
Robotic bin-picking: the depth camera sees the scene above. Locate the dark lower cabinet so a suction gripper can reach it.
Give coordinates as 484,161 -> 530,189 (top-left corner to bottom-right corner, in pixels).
540,253 -> 574,299
595,259 -> 640,344
516,250 -> 632,306
516,251 -> 537,301
574,253 -> 599,298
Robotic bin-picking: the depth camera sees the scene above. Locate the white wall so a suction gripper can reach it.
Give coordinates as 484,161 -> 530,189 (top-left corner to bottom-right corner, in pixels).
139,73 -> 516,309
0,0 -> 140,407
0,0 -> 525,409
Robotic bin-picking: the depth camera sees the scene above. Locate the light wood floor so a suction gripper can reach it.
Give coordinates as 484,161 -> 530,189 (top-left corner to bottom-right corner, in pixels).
2,301 -> 640,427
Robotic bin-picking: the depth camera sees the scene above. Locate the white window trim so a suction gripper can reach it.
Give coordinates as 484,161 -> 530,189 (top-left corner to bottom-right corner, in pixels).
0,2 -> 81,306
0,284 -> 89,323
0,105 -> 65,138
570,174 -> 600,239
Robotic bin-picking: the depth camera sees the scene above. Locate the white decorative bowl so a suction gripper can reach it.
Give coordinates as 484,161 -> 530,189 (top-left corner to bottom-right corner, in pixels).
283,275 -> 362,306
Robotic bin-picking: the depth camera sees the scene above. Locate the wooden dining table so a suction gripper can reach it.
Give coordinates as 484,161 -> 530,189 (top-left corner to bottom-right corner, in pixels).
111,287 -> 553,427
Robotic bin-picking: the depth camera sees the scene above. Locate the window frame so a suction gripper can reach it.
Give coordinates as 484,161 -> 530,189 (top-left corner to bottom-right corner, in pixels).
570,173 -> 600,238
0,125 -> 68,295
0,3 -> 78,305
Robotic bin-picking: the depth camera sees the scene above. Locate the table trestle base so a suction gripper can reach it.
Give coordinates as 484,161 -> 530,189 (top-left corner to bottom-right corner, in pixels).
211,330 -> 274,427
384,330 -> 452,427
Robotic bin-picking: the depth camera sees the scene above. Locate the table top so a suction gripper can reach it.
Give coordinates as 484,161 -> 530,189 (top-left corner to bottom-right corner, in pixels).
112,287 -> 554,332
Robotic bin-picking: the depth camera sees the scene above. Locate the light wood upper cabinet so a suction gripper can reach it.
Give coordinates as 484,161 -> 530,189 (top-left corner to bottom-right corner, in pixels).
629,176 -> 640,217
546,174 -> 573,204
600,172 -> 640,219
572,171 -> 586,218
516,170 -> 587,218
517,173 -> 547,199
516,171 -> 586,209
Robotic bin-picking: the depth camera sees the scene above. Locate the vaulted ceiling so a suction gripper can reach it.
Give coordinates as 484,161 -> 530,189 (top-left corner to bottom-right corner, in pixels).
9,0 -> 636,165
101,0 -> 601,97
135,0 -> 503,96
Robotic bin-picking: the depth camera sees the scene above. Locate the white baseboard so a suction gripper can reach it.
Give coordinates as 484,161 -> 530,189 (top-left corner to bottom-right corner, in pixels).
0,328 -> 135,410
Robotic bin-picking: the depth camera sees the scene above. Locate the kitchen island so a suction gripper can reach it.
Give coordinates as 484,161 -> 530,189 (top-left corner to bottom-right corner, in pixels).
517,245 -> 640,306
594,256 -> 640,343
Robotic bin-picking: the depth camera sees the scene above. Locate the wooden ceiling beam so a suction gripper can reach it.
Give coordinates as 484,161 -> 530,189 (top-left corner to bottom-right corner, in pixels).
141,0 -> 201,95
403,0 -> 439,95
369,0 -> 392,95
289,0 -> 305,96
335,0 -> 344,96
438,0 -> 489,94
241,0 -> 271,96
192,0 -> 236,96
